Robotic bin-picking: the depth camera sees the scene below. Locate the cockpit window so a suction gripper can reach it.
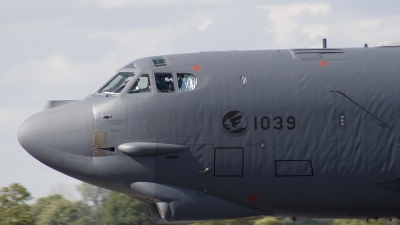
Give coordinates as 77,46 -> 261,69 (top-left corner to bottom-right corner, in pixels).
128,74 -> 151,94
155,73 -> 174,92
151,56 -> 168,67
98,72 -> 134,94
177,73 -> 197,92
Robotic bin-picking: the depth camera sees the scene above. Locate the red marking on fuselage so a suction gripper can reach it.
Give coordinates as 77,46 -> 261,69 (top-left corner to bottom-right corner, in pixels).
319,60 -> 328,67
192,65 -> 202,72
249,195 -> 258,202
169,57 -> 175,63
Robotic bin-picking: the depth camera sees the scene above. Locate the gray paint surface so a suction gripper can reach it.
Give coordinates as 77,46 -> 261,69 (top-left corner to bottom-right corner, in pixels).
17,46 -> 400,222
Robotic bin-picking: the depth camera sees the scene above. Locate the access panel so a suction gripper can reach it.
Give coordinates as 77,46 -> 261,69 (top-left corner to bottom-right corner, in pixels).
93,130 -> 107,157
275,160 -> 314,176
214,147 -> 243,177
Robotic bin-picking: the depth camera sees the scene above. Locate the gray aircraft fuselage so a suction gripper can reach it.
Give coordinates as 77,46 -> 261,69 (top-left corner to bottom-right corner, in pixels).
18,46 -> 400,223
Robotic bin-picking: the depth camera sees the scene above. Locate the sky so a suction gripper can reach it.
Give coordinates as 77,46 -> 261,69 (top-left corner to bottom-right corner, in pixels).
1,0 -> 400,202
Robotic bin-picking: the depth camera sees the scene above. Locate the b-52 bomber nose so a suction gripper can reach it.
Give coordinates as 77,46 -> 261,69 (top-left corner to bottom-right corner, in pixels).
18,99 -> 94,176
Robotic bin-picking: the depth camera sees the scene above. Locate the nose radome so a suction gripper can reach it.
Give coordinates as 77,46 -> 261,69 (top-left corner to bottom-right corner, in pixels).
18,99 -> 94,158
17,115 -> 34,153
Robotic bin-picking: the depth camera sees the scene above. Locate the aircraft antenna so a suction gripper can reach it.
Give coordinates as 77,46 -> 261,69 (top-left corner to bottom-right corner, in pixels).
323,38 -> 327,48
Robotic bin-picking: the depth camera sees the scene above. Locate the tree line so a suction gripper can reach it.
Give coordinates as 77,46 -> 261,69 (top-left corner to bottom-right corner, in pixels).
0,183 -> 396,225
0,183 -> 152,225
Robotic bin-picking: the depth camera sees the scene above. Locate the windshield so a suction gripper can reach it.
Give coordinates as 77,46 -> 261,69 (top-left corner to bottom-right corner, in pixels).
98,72 -> 135,94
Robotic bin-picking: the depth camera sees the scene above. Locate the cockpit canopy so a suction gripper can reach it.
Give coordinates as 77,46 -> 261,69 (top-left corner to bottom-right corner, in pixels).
97,70 -> 197,96
133,73 -> 197,93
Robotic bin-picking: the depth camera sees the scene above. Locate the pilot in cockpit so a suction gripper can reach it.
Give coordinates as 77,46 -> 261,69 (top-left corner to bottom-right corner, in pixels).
128,75 -> 152,93
156,74 -> 173,92
128,79 -> 140,93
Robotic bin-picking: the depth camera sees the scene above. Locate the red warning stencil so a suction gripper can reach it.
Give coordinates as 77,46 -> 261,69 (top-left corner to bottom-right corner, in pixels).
319,60 -> 328,67
249,195 -> 258,202
192,65 -> 202,72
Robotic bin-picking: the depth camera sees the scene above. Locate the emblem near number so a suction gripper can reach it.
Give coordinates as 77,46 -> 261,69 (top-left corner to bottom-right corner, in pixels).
221,111 -> 249,137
